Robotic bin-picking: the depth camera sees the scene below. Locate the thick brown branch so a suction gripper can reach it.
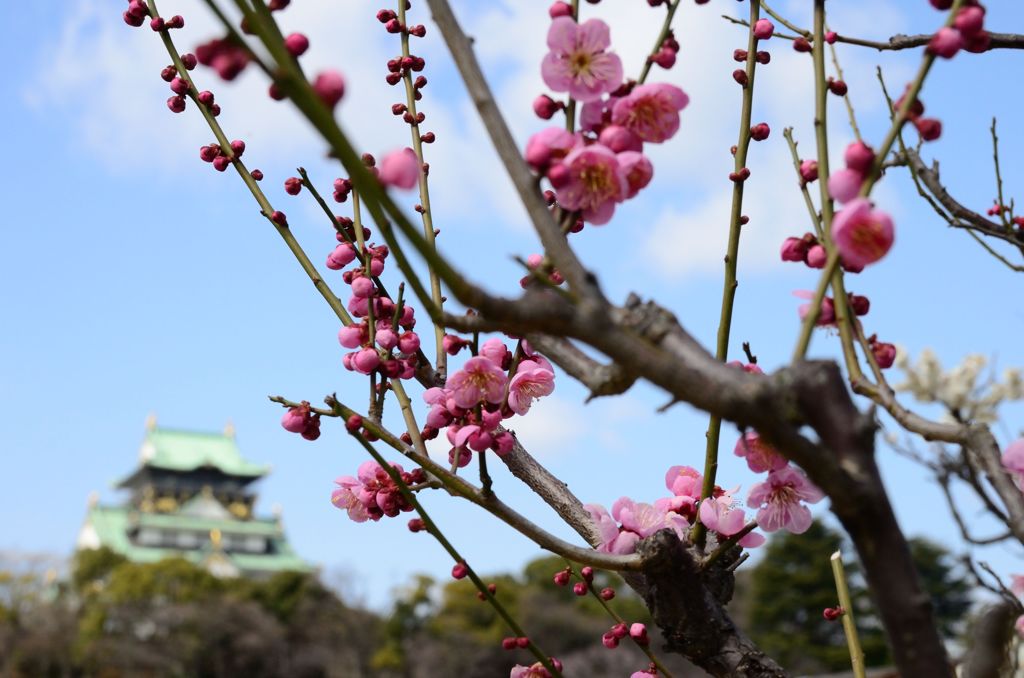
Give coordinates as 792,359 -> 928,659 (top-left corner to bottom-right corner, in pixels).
525,334 -> 637,400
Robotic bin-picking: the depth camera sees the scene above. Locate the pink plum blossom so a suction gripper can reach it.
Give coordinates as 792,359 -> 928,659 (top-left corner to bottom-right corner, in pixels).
611,83 -> 690,144
613,497 -> 688,540
698,495 -> 746,536
747,466 -> 824,533
508,359 -> 556,415
378,148 -> 420,189
446,356 -> 508,408
525,127 -> 576,171
734,431 -> 788,473
549,144 -> 628,225
586,503 -> 641,554
541,17 -> 623,103
831,198 -> 895,268
330,475 -> 370,522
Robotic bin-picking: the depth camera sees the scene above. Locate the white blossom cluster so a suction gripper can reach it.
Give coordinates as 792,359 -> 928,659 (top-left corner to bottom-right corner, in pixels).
894,349 -> 1024,423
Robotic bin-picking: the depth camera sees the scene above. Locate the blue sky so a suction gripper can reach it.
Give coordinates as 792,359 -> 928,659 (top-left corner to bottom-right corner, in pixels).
2,0 -> 1024,610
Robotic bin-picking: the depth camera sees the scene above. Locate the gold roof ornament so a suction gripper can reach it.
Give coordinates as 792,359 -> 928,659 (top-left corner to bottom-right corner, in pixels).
209,528 -> 222,550
223,418 -> 235,438
145,412 -> 158,431
87,491 -> 99,508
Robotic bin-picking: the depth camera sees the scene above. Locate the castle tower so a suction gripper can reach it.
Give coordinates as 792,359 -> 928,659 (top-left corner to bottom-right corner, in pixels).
77,419 -> 311,578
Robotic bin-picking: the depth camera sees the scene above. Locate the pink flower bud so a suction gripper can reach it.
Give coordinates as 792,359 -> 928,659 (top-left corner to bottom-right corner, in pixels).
301,415 -> 321,441
799,159 -> 819,183
501,637 -> 517,650
732,69 -> 748,86
828,79 -> 848,96
629,623 -> 649,645
753,19 -> 774,40
313,70 -> 346,110
281,406 -> 309,433
451,562 -> 469,579
825,31 -> 837,44
516,637 -> 529,649
549,1 -> 572,18
652,47 -> 677,69
369,257 -> 385,276
780,237 -> 810,263
928,27 -> 963,59
914,117 -> 942,142
600,587 -> 615,600
611,623 -> 628,639
793,37 -> 813,52
351,276 -> 375,299
197,90 -> 215,106
955,7 -> 985,38
212,156 -> 230,172
378,148 -> 421,190
270,210 -> 288,227
750,122 -> 770,141
169,77 -> 189,95
806,244 -> 827,269
573,582 -> 588,596
408,518 -> 425,532
284,33 -> 309,57
338,325 -> 364,349
124,10 -> 145,27
326,243 -> 356,270
844,141 -> 875,173
602,632 -> 619,649
553,570 -> 571,586
397,332 -> 420,354
181,53 -> 198,70
353,347 -> 381,374
251,169 -> 264,181
375,328 -> 398,350
848,293 -> 870,316
284,177 -> 302,195
828,168 -> 863,204
166,95 -> 186,113
199,145 -> 219,163
599,125 -> 642,153
871,340 -> 896,368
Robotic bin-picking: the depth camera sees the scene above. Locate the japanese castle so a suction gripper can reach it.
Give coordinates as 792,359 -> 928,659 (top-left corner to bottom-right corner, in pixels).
77,416 -> 311,578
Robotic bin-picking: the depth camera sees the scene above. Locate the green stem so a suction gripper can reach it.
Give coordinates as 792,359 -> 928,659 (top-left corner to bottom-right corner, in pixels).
830,551 -> 866,678
397,0 -> 447,379
147,0 -> 351,327
566,561 -> 675,678
638,0 -> 683,85
350,433 -> 562,677
696,0 -> 761,545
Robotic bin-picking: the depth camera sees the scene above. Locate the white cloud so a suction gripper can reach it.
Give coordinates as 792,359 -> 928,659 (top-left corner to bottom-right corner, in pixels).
35,0 -> 910,266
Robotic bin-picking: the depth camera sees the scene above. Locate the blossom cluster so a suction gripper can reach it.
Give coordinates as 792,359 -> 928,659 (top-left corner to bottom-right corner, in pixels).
586,363 -> 825,555
331,460 -> 427,522
526,15 -> 689,226
423,339 -> 556,467
896,350 -> 1024,422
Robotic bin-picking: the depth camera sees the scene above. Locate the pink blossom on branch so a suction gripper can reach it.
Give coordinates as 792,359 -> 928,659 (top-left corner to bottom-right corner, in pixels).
541,17 -> 623,103
549,144 -> 628,225
734,431 -> 788,473
747,466 -> 824,533
611,83 -> 690,144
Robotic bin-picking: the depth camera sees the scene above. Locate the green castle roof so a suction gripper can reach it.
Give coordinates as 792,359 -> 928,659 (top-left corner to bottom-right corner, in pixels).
135,427 -> 269,478
82,504 -> 312,574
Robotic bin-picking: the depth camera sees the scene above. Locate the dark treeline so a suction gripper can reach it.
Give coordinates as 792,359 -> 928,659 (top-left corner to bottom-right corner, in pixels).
0,521 -> 973,677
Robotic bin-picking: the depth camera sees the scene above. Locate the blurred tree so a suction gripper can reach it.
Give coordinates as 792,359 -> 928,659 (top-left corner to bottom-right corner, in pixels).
745,520 -> 973,673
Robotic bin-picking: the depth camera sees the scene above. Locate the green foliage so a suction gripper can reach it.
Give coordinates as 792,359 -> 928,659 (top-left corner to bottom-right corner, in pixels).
70,546 -> 127,592
745,520 -> 974,674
